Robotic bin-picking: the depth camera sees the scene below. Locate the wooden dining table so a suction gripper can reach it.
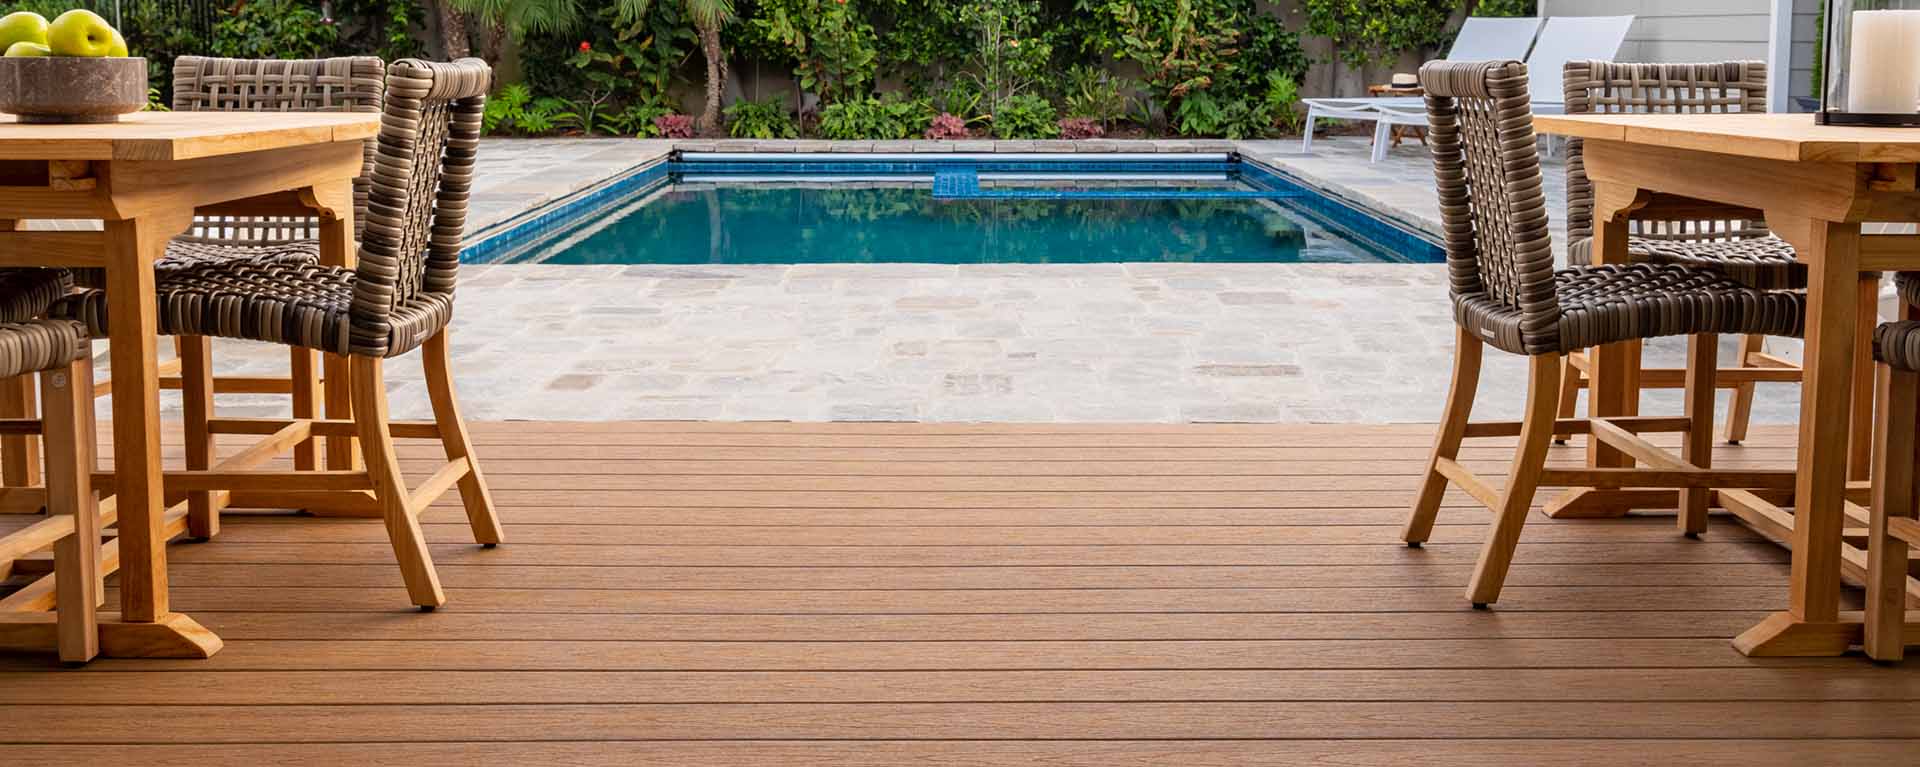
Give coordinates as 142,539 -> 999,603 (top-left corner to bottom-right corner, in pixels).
1534,112 -> 1920,657
0,110 -> 378,658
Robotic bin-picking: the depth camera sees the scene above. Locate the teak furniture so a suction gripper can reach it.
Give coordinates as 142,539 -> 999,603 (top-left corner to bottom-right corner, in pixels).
1556,60 -> 1804,446
0,109 -> 379,658
1533,110 -> 1920,657
1406,60 -> 1805,607
1867,275 -> 1920,661
54,57 -> 504,611
0,270 -> 99,663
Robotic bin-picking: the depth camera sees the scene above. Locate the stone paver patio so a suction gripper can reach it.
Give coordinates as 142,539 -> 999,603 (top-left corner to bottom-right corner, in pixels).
152,135 -> 1807,424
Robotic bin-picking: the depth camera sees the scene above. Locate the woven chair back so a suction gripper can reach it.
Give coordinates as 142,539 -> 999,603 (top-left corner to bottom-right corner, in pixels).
348,58 -> 488,357
172,56 -> 385,243
1420,59 -> 1561,352
1563,60 -> 1769,245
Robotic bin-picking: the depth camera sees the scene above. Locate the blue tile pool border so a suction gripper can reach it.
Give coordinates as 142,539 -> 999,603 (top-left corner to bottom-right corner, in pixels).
462,152 -> 1445,265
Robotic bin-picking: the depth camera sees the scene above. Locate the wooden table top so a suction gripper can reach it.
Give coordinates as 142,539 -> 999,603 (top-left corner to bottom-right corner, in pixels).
0,111 -> 380,162
1534,112 -> 1920,164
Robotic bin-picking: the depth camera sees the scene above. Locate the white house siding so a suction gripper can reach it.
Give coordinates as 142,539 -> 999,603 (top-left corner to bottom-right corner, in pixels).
1539,0 -> 1774,62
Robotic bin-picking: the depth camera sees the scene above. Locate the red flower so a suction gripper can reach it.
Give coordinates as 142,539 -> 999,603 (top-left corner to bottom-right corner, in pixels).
578,41 -> 592,52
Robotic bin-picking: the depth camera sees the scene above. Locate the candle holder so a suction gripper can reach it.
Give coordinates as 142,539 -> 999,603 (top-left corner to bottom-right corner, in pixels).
1819,1 -> 1920,126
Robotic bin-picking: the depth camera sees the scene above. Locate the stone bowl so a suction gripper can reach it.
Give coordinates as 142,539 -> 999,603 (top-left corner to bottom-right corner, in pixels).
0,56 -> 147,124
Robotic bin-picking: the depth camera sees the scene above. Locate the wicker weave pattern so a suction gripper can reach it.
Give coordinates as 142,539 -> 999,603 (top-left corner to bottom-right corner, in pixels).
0,268 -> 72,324
1422,60 -> 1562,354
52,59 -> 487,359
173,56 -> 385,244
1421,60 -> 1807,356
1560,60 -> 1801,288
1897,272 -> 1920,309
0,319 -> 87,379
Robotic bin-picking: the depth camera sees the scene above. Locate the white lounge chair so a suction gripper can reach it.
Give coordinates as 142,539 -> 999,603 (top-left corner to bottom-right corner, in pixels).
1306,15 -> 1638,163
1301,16 -> 1544,156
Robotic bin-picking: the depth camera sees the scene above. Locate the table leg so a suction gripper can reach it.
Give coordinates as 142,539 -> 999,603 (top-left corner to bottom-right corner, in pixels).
314,182 -> 361,471
100,211 -> 221,657
1734,218 -> 1863,657
0,219 -> 36,492
1850,276 -> 1880,481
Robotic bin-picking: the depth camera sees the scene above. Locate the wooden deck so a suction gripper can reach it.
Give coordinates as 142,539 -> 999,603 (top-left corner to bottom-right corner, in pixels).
3,421 -> 1920,764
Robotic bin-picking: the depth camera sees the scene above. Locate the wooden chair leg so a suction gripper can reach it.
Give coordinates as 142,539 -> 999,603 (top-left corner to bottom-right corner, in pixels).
1723,333 -> 1764,445
1406,326 -> 1483,546
290,348 -> 320,471
42,359 -> 97,664
180,335 -> 217,540
1552,354 -> 1582,444
1465,353 -> 1563,608
0,373 -> 39,488
1679,333 -> 1717,538
1867,363 -> 1917,662
422,331 -> 503,546
351,355 -> 446,609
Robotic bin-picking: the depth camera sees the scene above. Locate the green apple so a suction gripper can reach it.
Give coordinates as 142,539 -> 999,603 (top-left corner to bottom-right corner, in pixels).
47,9 -> 118,57
3,41 -> 50,57
0,11 -> 48,54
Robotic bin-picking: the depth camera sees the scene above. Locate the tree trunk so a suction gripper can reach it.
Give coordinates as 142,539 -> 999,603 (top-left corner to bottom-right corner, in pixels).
437,1 -> 472,60
697,21 -> 725,134
482,21 -> 505,66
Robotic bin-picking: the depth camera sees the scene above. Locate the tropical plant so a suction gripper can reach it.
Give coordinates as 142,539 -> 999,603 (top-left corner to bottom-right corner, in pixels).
1078,0 -> 1244,123
1263,73 -> 1304,134
1303,0 -> 1455,67
1057,117 -> 1103,139
211,0 -> 340,59
753,0 -> 879,105
817,95 -> 935,139
924,112 -> 971,139
989,93 -> 1057,138
726,95 -> 801,138
957,0 -> 1052,119
1474,0 -> 1535,16
1060,64 -> 1133,126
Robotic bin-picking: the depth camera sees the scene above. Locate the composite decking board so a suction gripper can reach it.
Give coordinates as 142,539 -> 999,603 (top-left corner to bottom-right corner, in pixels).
6,741 -> 1920,767
10,701 -> 1920,742
10,421 -> 1915,761
9,668 -> 1920,705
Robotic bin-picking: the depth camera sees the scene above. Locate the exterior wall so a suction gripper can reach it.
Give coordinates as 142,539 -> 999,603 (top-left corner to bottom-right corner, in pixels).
1787,0 -> 1820,108
1540,0 -> 1774,63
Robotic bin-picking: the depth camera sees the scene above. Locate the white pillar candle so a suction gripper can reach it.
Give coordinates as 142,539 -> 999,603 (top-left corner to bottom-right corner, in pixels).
1847,10 -> 1920,114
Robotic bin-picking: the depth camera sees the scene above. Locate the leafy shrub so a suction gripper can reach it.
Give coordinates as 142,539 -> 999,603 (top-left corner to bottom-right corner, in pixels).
925,113 -> 972,140
725,95 -> 801,139
1060,65 -> 1133,127
485,85 -> 566,135
818,96 -> 935,140
990,93 -> 1058,139
1263,73 -> 1305,134
654,114 -> 697,138
1057,117 -> 1103,139
1304,0 -> 1455,67
753,0 -> 880,105
211,0 -> 339,59
1476,0 -> 1536,16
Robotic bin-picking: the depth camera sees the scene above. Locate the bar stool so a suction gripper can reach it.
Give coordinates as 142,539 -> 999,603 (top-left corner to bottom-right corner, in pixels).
52,58 -> 501,610
0,269 -> 100,663
1863,273 -> 1920,662
1405,60 -> 1806,607
1557,60 -> 1804,445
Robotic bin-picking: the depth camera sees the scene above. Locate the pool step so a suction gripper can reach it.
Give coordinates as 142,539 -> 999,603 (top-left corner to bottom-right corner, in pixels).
932,168 -> 981,197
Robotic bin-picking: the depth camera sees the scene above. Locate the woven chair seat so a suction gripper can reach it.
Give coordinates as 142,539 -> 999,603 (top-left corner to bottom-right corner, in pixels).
0,268 -> 74,323
1457,263 -> 1806,356
72,239 -> 324,290
51,258 -> 451,358
0,319 -> 88,379
1567,234 -> 1804,290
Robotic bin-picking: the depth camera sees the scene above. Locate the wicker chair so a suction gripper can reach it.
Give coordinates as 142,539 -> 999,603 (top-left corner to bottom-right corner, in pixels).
1558,60 -> 1802,445
86,57 -> 387,512
52,58 -> 500,610
1405,60 -> 1806,607
1863,272 -> 1920,662
0,270 -> 100,663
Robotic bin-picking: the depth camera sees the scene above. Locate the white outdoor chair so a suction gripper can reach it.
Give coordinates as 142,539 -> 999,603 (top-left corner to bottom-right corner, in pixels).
1301,16 -> 1544,156
1305,15 -> 1637,163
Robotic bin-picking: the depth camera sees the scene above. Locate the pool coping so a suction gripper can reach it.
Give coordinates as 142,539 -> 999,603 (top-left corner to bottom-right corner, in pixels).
460,140 -> 1445,264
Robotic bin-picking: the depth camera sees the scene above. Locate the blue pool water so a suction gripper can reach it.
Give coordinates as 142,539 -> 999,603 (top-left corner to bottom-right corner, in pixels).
467,155 -> 1442,266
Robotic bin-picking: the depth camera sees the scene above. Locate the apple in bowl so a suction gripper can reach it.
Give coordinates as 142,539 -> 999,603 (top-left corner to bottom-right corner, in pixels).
0,9 -> 146,123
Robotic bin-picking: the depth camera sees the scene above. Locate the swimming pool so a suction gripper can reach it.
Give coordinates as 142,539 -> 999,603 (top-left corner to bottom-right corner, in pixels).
464,154 -> 1443,266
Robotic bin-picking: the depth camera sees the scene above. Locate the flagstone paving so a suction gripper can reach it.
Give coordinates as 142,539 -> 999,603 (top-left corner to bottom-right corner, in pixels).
145,135 -> 1806,424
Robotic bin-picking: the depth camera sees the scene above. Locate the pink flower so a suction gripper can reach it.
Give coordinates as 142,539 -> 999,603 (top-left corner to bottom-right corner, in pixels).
578,41 -> 592,52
